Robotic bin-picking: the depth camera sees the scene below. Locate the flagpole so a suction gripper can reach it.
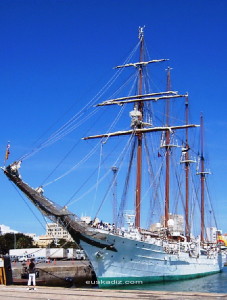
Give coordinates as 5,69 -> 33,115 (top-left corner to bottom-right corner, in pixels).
4,142 -> 10,166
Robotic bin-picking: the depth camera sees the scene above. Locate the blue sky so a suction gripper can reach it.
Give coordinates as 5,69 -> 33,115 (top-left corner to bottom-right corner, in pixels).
0,0 -> 227,236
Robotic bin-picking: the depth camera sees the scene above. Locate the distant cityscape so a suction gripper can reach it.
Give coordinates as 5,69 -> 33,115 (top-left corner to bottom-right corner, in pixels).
0,214 -> 226,246
0,223 -> 73,247
149,213 -> 223,243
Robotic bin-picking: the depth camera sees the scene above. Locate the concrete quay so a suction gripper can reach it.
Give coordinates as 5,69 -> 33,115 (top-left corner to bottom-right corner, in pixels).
11,260 -> 94,286
0,285 -> 227,300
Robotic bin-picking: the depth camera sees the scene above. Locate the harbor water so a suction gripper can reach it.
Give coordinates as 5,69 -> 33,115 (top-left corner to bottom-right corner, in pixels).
115,266 -> 227,294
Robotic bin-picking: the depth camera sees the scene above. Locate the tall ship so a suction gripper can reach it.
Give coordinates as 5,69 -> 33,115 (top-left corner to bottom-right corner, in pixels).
2,27 -> 224,287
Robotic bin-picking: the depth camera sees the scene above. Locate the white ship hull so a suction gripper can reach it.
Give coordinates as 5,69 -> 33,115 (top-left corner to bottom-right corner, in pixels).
3,168 -> 224,288
80,232 -> 224,287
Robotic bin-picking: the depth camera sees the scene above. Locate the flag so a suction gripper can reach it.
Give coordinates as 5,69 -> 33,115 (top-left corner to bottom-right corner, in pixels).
5,142 -> 10,161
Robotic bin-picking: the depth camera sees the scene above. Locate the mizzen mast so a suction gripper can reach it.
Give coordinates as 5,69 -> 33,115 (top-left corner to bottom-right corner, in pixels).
200,115 -> 205,242
197,114 -> 210,242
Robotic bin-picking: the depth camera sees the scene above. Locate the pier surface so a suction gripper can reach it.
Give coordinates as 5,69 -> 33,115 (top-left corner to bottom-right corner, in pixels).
0,286 -> 227,299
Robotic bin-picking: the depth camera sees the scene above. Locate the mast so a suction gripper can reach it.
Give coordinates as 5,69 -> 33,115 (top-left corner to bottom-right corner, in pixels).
185,95 -> 190,240
196,114 -> 210,242
200,114 -> 205,242
180,95 -> 197,240
135,26 -> 144,228
82,28 -> 199,231
164,67 -> 172,228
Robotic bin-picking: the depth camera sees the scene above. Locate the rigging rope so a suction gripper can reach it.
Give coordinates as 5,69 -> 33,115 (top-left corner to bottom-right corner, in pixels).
170,154 -> 183,215
10,176 -> 80,255
134,144 -> 165,228
117,136 -> 137,227
19,41 -> 141,162
91,142 -> 104,217
93,172 -> 117,221
205,180 -> 218,229
43,99 -> 127,187
20,108 -> 100,162
67,133 -> 135,208
144,136 -> 165,227
43,141 -> 100,187
191,169 -> 202,235
40,140 -> 81,187
10,181 -> 47,232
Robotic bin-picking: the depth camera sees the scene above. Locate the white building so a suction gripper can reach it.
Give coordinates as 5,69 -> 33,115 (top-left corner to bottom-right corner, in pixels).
168,214 -> 184,234
156,214 -> 184,234
46,223 -> 73,241
206,227 -> 218,243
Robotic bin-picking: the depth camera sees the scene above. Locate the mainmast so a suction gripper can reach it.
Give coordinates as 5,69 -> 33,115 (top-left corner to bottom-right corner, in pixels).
134,26 -> 145,228
180,95 -> 196,240
164,67 -> 172,228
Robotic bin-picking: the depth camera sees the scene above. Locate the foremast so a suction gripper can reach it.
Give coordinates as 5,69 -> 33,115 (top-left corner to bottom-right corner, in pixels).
164,67 -> 172,228
134,26 -> 144,228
